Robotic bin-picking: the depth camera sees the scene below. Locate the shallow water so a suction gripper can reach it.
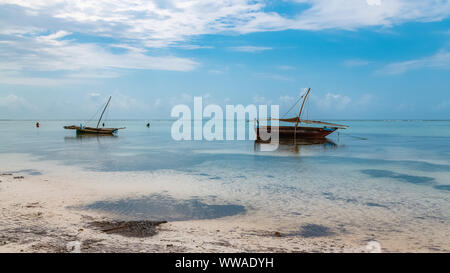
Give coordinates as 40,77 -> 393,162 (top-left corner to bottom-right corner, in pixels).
1,120 -> 449,251
81,193 -> 246,221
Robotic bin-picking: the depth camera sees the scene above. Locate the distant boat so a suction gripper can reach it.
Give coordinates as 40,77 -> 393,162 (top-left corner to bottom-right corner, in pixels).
255,88 -> 348,141
64,96 -> 125,135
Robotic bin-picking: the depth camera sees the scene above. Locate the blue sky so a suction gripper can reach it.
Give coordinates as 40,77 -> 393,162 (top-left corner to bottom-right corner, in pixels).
0,0 -> 450,119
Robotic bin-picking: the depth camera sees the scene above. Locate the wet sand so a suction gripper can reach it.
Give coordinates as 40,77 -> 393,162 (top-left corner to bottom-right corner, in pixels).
0,153 -> 448,253
0,169 -> 359,253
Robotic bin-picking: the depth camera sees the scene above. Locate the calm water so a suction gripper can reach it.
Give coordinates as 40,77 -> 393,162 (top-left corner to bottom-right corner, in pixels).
1,120 -> 450,249
2,120 -> 450,174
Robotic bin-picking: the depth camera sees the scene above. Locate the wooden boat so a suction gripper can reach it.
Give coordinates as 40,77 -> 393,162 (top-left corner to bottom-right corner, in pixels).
255,88 -> 348,141
63,125 -> 121,135
64,96 -> 124,135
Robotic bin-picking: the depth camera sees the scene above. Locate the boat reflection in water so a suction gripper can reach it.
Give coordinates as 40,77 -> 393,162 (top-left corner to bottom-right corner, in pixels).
63,134 -> 118,144
254,137 -> 339,155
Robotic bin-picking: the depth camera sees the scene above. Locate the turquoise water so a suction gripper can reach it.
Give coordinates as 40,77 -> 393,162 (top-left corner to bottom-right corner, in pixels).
1,120 -> 449,250
1,120 -> 450,174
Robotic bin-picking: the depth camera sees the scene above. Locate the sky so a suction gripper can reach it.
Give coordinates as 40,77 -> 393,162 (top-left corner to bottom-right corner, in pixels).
0,0 -> 450,120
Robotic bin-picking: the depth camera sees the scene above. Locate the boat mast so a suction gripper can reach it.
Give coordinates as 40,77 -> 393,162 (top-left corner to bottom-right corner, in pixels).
293,88 -> 310,145
295,88 -> 311,128
96,96 -> 112,128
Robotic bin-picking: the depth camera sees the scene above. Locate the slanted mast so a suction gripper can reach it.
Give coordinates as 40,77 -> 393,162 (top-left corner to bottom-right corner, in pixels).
63,95 -> 125,135
97,96 -> 111,128
296,88 -> 311,127
272,88 -> 348,128
255,87 -> 348,141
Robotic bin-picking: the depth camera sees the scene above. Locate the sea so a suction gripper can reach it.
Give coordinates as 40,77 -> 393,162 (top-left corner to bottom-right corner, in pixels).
1,119 -> 449,251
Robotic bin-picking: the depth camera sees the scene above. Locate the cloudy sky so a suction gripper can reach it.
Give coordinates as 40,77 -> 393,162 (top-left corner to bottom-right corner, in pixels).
0,0 -> 450,119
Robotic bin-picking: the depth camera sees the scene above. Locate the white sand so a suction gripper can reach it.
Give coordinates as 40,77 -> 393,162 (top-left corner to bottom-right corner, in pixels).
0,153 -> 448,253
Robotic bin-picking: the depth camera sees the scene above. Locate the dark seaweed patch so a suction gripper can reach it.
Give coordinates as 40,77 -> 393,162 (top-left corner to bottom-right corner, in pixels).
80,194 -> 246,221
9,169 -> 42,176
208,176 -> 222,180
361,169 -> 435,185
361,169 -> 450,193
300,224 -> 335,238
433,185 -> 450,191
89,220 -> 166,237
322,192 -> 357,204
365,202 -> 389,209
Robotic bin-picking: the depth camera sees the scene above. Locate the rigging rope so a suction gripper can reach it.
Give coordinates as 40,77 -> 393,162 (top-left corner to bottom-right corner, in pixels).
85,100 -> 107,126
103,102 -> 110,126
281,94 -> 304,119
306,94 -> 310,121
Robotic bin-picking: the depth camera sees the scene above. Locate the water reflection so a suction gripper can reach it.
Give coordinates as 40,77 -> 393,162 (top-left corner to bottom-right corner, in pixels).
64,134 -> 118,144
254,138 -> 338,154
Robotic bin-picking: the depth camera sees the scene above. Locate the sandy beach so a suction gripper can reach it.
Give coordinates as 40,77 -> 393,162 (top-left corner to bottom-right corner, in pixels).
0,153 -> 372,253
1,153 -> 448,253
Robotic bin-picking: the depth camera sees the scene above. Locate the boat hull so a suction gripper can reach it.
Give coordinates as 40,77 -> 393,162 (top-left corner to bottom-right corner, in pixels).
76,127 -> 118,135
64,126 -> 118,135
255,126 -> 337,140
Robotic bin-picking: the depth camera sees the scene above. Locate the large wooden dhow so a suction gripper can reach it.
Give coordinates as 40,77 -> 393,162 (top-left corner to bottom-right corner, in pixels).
255,88 -> 348,141
64,96 -> 125,135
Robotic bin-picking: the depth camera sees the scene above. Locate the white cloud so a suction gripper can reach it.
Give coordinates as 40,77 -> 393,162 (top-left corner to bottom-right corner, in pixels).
367,0 -> 382,7
252,95 -> 272,105
1,0 -> 450,84
174,45 -> 214,50
0,71 -> 81,86
279,95 -> 296,104
66,70 -> 121,79
356,93 -> 376,106
289,0 -> 450,31
0,29 -> 198,85
277,91 -> 378,118
316,93 -> 352,111
0,33 -> 198,72
378,50 -> 450,74
0,0 -> 269,47
88,92 -> 100,98
36,30 -> 72,44
154,98 -> 162,108
0,94 -> 35,111
229,46 -> 273,53
208,69 -> 225,75
434,100 -> 450,111
278,95 -> 298,115
110,44 -> 147,53
395,102 -> 415,112
109,93 -> 145,111
3,0 -> 447,47
0,94 -> 24,105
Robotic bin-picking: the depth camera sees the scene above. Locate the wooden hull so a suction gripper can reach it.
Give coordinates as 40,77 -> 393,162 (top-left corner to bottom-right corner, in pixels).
77,127 -> 118,135
64,126 -> 119,135
255,126 -> 337,140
